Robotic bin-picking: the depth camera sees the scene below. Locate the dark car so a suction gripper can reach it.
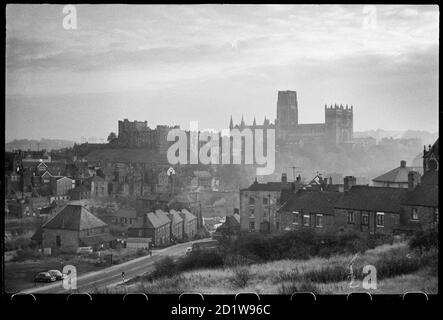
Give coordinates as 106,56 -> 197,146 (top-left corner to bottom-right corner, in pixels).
48,270 -> 67,281
34,272 -> 57,283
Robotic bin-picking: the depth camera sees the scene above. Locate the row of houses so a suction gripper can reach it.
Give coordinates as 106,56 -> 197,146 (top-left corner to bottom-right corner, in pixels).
127,209 -> 198,247
240,139 -> 439,237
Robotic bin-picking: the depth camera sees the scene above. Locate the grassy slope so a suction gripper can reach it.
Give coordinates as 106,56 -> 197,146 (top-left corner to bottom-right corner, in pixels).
105,242 -> 437,294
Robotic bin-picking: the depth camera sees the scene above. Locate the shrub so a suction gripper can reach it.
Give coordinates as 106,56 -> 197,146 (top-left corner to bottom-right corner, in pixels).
136,248 -> 148,257
151,256 -> 177,279
409,229 -> 438,252
180,250 -> 224,271
375,249 -> 421,279
230,266 -> 251,288
303,265 -> 349,283
11,248 -> 42,262
278,281 -> 319,295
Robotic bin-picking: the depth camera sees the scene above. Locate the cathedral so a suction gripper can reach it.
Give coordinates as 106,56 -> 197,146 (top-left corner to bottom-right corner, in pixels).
229,90 -> 354,147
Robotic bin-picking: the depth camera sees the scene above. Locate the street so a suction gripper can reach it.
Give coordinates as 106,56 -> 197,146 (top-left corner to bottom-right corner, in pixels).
21,239 -> 209,294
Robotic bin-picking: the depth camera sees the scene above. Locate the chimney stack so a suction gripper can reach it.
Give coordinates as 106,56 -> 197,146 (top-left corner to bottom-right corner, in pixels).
400,160 -> 406,168
408,171 -> 420,191
344,176 -> 356,191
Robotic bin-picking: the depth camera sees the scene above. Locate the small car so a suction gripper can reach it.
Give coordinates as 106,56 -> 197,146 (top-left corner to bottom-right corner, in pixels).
34,272 -> 57,283
77,246 -> 93,254
185,247 -> 192,255
47,270 -> 67,281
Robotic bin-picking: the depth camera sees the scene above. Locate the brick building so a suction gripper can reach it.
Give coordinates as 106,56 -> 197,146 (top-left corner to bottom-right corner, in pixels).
239,175 -> 291,233
40,204 -> 114,252
167,209 -> 184,242
278,190 -> 343,232
179,209 -> 197,240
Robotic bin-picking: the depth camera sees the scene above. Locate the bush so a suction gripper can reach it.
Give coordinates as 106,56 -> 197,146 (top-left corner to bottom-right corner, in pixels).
230,266 -> 251,288
151,257 -> 177,279
375,248 -> 421,279
303,265 -> 349,283
278,281 -> 319,295
136,248 -> 148,257
180,250 -> 224,271
409,229 -> 438,252
11,248 -> 42,262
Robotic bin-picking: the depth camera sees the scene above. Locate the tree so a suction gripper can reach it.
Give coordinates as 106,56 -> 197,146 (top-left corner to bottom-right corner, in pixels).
107,132 -> 117,143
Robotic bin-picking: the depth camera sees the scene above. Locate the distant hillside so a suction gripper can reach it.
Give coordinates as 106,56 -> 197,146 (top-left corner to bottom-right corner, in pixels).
85,148 -> 167,164
354,129 -> 438,145
5,138 -> 77,152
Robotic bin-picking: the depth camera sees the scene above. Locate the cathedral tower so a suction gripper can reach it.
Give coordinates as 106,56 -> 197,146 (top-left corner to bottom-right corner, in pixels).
276,91 -> 298,140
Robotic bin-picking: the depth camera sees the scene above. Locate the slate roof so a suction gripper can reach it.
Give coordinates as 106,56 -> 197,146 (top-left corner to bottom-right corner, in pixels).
145,211 -> 170,228
241,181 -> 290,192
279,190 -> 343,215
334,186 -> 408,213
42,204 -> 108,231
372,163 -> 421,183
168,209 -> 184,224
402,184 -> 438,207
180,209 -> 197,222
155,209 -> 172,225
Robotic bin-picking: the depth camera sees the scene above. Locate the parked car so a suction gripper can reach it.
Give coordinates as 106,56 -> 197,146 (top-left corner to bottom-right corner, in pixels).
77,246 -> 93,254
34,272 -> 56,283
47,270 -> 67,281
185,247 -> 192,255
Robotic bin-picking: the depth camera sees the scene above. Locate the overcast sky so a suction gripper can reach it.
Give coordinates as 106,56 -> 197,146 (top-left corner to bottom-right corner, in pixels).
5,4 -> 439,142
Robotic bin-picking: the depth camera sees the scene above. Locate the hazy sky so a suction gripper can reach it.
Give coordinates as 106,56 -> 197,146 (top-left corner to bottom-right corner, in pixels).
6,4 -> 439,142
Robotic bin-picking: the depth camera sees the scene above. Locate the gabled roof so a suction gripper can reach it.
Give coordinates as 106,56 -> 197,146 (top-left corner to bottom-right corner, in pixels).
241,181 -> 290,192
402,184 -> 438,207
155,210 -> 172,226
279,190 -> 343,215
168,209 -> 184,224
42,204 -> 107,231
335,186 -> 408,213
180,209 -> 197,222
91,175 -> 105,183
145,211 -> 169,228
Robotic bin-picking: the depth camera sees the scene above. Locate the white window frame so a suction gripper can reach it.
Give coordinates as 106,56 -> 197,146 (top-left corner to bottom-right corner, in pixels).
292,211 -> 299,225
347,211 -> 355,224
376,212 -> 385,227
361,213 -> 369,225
411,207 -> 419,221
315,214 -> 323,228
303,214 -> 310,227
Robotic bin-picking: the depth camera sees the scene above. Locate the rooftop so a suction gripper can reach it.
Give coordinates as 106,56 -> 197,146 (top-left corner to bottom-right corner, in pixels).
42,204 -> 107,231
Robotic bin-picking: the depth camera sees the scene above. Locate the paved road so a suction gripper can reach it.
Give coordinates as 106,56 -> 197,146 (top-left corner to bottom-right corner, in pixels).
21,239 -> 209,294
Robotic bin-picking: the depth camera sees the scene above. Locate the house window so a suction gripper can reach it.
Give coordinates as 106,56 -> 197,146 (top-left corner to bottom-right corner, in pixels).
249,208 -> 255,218
249,197 -> 255,205
138,230 -> 143,237
292,211 -> 299,225
376,212 -> 384,227
411,208 -> 419,221
434,208 -> 439,224
56,235 -> 61,248
347,211 -> 355,224
315,214 -> 323,228
276,221 -> 280,230
263,197 -> 268,205
361,213 -> 369,225
249,221 -> 255,231
303,215 -> 310,227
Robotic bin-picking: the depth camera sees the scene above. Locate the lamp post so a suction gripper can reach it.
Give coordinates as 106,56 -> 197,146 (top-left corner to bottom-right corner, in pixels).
268,194 -> 271,233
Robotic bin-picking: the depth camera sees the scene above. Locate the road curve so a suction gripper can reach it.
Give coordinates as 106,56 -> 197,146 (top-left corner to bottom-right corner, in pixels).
22,238 -> 209,294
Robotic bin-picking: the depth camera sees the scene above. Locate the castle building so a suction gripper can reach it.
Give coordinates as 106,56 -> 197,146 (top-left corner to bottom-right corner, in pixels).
117,119 -> 179,153
230,90 -> 354,146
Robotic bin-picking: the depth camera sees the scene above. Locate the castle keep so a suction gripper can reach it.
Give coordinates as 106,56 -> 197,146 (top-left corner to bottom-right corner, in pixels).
230,90 -> 353,146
